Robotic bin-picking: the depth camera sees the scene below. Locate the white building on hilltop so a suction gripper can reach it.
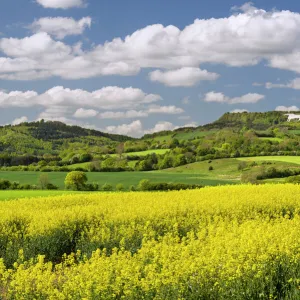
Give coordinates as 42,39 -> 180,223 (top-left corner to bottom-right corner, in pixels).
285,114 -> 300,122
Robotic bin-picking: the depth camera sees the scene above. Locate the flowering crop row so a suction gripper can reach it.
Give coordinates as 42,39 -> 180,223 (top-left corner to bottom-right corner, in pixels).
0,184 -> 299,299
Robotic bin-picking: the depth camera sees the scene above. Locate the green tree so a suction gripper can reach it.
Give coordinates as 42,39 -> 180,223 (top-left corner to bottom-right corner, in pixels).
102,183 -> 113,191
65,171 -> 87,190
38,173 -> 49,190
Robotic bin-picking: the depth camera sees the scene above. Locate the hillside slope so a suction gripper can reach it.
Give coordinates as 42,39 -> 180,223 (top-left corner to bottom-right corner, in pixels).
0,120 -> 132,155
143,111 -> 300,141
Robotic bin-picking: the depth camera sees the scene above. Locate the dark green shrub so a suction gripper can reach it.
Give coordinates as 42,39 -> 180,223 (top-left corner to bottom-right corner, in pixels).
102,183 -> 113,191
46,183 -> 59,190
116,183 -> 125,191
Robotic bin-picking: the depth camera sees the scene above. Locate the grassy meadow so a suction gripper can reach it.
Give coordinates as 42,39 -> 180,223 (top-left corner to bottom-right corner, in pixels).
0,190 -> 84,201
0,170 -> 233,190
1,156 -> 300,192
237,156 -> 300,164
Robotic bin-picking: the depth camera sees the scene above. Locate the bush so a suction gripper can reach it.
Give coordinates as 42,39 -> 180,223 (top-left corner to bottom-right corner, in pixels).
101,183 -> 113,191
138,179 -> 202,191
129,185 -> 136,191
116,183 -> 125,191
138,179 -> 151,191
85,183 -> 99,191
40,167 -> 53,172
46,183 -> 59,190
237,161 -> 247,171
21,184 -> 32,190
0,179 -> 11,190
241,172 -> 259,184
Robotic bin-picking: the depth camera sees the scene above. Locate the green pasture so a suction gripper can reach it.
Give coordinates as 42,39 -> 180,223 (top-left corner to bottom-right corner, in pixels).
289,129 -> 300,135
237,156 -> 300,165
161,158 -> 242,181
114,149 -> 170,157
0,190 -> 83,201
0,170 -> 233,190
1,156 -> 299,192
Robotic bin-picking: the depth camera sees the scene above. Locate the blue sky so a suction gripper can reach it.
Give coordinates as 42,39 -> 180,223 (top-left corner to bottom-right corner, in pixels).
1,0 -> 300,136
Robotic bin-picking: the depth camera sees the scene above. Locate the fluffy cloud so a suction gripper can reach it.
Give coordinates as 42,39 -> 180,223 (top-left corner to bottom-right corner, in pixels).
97,105 -> 184,119
145,121 -> 176,134
147,105 -> 184,114
104,120 -> 144,136
266,78 -> 300,90
0,90 -> 38,107
36,0 -> 86,9
203,92 -> 264,104
12,116 -> 28,125
275,106 -> 300,112
0,86 -> 161,110
231,109 -> 249,113
149,67 -> 219,87
3,5 -> 300,80
38,106 -> 71,120
103,120 -> 197,137
30,17 -> 91,39
0,32 -> 71,59
74,108 -> 98,118
144,121 -> 197,135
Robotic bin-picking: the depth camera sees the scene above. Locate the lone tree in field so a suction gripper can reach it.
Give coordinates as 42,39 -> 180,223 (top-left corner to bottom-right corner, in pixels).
65,171 -> 87,191
38,174 -> 49,190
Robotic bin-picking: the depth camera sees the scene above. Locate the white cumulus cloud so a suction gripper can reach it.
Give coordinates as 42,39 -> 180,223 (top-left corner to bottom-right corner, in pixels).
147,105 -> 184,114
74,108 -> 98,118
36,0 -> 86,9
0,90 -> 38,107
144,121 -> 176,134
203,92 -> 265,104
12,116 -> 28,125
0,86 -> 161,110
3,5 -> 300,80
104,120 -> 144,137
29,17 -> 92,39
149,67 -> 219,87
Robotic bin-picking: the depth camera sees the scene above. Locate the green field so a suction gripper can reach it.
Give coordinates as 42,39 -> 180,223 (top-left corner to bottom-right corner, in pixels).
113,149 -> 170,157
0,170 -> 233,190
161,158 -> 241,180
289,129 -> 300,135
1,156 -> 300,190
237,156 -> 300,165
0,190 -> 83,201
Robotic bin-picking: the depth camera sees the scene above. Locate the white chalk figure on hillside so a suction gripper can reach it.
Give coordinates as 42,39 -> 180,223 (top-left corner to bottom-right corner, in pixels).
285,114 -> 300,122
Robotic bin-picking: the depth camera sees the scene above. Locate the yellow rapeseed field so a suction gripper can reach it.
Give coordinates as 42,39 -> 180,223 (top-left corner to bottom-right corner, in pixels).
0,184 -> 299,299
